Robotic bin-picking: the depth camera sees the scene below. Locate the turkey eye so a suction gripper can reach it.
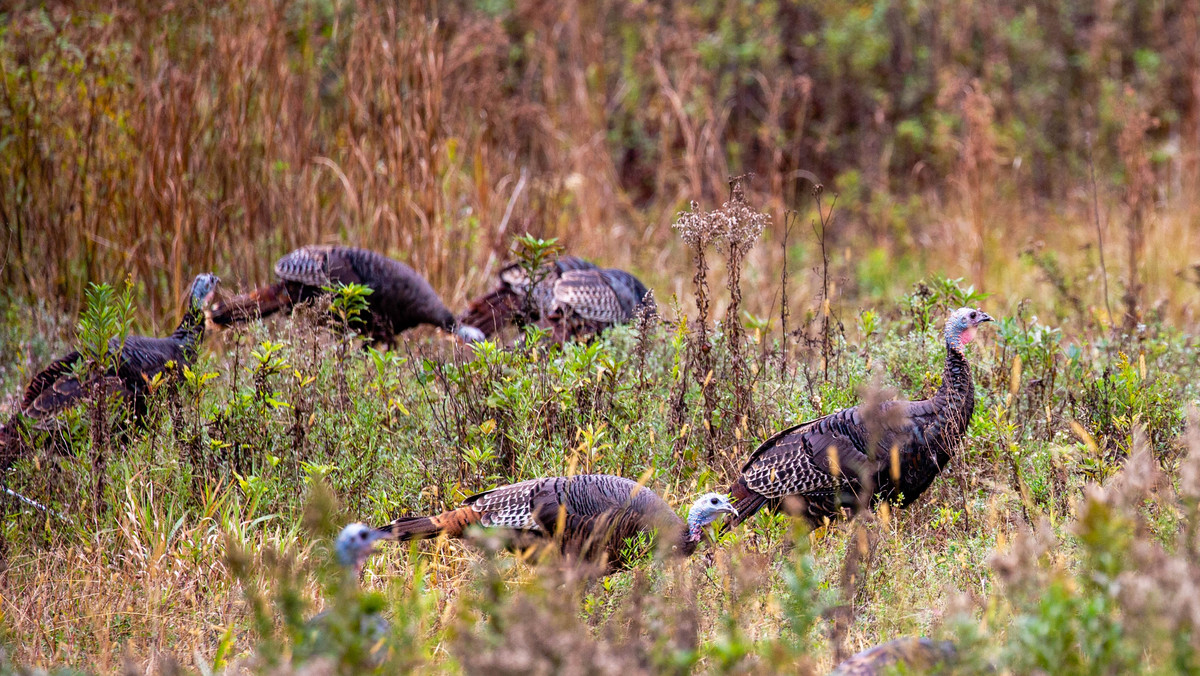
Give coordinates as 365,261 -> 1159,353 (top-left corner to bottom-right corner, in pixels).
710,497 -> 719,505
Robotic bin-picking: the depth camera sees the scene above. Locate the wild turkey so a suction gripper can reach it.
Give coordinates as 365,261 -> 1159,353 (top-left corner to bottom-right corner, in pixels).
543,267 -> 655,342
209,245 -> 484,345
297,523 -> 391,668
458,255 -> 594,337
729,307 -> 994,527
374,474 -> 736,571
829,637 -> 957,675
0,273 -> 220,467
459,256 -> 653,341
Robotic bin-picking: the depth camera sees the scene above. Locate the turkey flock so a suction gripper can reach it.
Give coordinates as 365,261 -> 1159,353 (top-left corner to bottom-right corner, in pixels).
1,243 -> 990,674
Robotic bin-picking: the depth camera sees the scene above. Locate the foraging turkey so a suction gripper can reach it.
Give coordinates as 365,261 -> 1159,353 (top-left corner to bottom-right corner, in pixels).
729,307 -> 993,527
209,245 -> 484,345
297,523 -> 391,668
459,255 -> 596,337
544,267 -> 655,342
460,256 -> 654,341
374,475 -> 736,571
829,637 -> 957,675
0,273 -> 220,467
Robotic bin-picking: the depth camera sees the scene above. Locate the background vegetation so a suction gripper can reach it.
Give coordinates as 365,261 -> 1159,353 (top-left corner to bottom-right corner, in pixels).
1,0 -> 1199,673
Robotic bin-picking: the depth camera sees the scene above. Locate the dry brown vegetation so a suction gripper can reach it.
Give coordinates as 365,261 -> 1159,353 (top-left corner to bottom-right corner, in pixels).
2,1 -> 1200,674
2,1 -> 1198,327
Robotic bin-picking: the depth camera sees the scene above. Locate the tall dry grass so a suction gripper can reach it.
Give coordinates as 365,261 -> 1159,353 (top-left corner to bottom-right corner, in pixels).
0,2 -> 600,321
2,1 -> 1199,335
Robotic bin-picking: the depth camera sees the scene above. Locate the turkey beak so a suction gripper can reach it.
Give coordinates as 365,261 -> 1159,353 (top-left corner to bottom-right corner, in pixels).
979,312 -> 994,324
366,528 -> 387,551
359,529 -> 389,565
722,504 -> 739,519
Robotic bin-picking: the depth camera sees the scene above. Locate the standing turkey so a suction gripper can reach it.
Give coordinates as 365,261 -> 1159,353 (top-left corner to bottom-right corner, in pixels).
0,273 -> 220,468
209,245 -> 484,346
374,474 -> 736,571
829,637 -> 957,675
459,256 -> 654,341
728,307 -> 993,527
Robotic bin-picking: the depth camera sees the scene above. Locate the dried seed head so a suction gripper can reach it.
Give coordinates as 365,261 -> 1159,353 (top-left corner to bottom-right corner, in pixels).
673,200 -> 717,248
672,186 -> 770,254
712,187 -> 769,255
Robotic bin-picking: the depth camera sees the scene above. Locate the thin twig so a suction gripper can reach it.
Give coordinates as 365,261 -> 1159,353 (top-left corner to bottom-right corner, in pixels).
780,210 -> 796,372
812,187 -> 838,382
1086,132 -> 1113,326
3,486 -> 72,523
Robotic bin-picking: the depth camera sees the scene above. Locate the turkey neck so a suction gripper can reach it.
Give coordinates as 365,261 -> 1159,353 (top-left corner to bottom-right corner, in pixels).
169,300 -> 207,355
678,522 -> 703,557
928,341 -> 975,459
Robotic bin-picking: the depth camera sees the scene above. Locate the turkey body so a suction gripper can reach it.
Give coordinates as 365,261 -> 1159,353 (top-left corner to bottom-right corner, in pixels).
729,309 -> 991,527
210,245 -> 480,345
1,273 -> 219,467
460,256 -> 653,341
376,475 -> 695,571
545,267 -> 654,341
459,255 -> 596,337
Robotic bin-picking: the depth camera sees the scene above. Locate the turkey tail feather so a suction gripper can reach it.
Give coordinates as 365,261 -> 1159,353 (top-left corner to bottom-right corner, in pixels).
209,282 -> 292,326
728,478 -> 767,527
375,506 -> 480,542
21,351 -> 81,410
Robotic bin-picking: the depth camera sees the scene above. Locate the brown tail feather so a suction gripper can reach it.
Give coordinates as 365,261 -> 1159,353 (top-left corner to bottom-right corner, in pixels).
209,282 -> 292,326
21,351 -> 81,411
728,478 -> 768,527
375,506 -> 481,542
459,288 -> 521,338
24,375 -> 86,420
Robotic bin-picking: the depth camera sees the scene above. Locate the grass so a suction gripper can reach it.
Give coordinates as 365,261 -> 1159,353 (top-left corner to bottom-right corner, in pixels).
2,1 -> 1200,673
1,269 -> 1198,673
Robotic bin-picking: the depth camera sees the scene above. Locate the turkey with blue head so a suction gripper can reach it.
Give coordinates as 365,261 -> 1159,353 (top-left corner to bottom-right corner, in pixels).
374,475 -> 736,572
1,273 -> 220,468
728,307 -> 994,527
296,523 -> 392,670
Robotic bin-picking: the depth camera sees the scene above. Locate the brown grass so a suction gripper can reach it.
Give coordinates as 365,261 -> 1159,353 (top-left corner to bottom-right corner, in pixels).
1,1 -> 1198,332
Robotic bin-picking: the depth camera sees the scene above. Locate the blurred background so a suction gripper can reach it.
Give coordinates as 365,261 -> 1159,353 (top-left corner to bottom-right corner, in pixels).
1,0 -> 1198,329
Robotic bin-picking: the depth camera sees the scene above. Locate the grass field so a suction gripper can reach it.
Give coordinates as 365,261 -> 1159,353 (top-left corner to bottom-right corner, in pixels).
2,1 -> 1200,674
